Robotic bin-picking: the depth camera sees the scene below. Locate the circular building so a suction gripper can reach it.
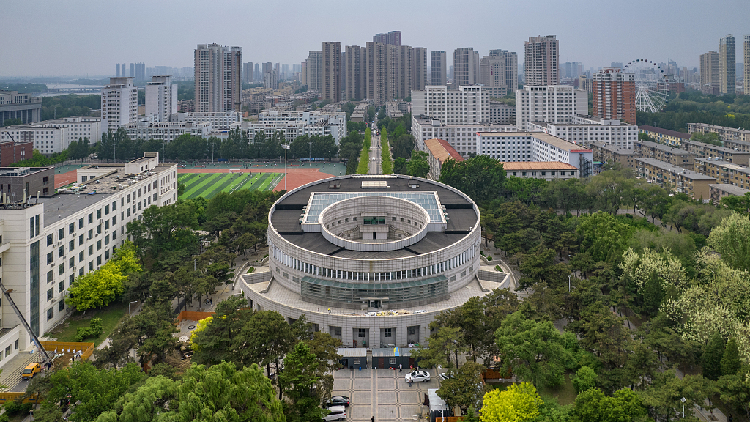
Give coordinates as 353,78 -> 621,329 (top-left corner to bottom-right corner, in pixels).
241,174 -> 504,349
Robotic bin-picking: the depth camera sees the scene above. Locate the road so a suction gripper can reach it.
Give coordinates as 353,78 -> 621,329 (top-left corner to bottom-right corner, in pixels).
368,132 -> 382,175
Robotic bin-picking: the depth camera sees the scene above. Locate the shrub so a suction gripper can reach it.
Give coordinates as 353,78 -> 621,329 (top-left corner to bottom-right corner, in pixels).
247,267 -> 255,273
75,317 -> 104,342
3,400 -> 32,416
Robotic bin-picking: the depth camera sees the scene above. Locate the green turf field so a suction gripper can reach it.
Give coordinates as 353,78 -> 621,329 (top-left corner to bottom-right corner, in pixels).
178,172 -> 283,200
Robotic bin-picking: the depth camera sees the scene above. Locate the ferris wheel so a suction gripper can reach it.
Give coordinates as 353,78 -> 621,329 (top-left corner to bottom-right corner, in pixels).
623,59 -> 670,113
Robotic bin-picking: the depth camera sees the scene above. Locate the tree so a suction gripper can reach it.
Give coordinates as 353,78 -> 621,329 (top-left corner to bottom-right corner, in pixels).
279,342 -> 328,422
569,388 -> 646,422
691,131 -> 722,146
720,192 -> 750,216
394,156 -> 407,174
707,212 -> 750,272
66,242 -> 141,311
702,332 -> 725,381
412,326 -> 465,369
440,155 -> 506,203
480,382 -> 542,422
572,366 -> 597,393
576,212 -> 635,263
405,151 -> 429,177
721,337 -> 741,376
494,312 -> 575,388
718,371 -> 750,420
191,296 -> 253,365
391,134 -> 415,159
437,362 -> 485,412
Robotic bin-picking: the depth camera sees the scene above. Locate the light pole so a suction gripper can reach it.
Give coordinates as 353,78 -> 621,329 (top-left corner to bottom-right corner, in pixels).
129,300 -> 138,315
568,274 -> 572,293
282,144 -> 290,191
681,397 -> 686,418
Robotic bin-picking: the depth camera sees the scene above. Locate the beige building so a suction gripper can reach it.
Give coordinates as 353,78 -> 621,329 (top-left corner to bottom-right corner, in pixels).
720,35 -> 735,95
687,122 -> 750,144
524,35 -> 559,86
710,184 -> 750,204
501,161 -> 578,181
591,142 -> 638,169
194,44 -> 242,113
345,45 -> 365,101
694,158 -> 750,189
681,140 -> 750,166
322,42 -> 341,103
638,125 -> 691,147
453,48 -> 479,87
424,138 -> 464,180
745,35 -> 750,97
634,140 -> 695,169
699,51 -> 720,94
636,157 -> 716,200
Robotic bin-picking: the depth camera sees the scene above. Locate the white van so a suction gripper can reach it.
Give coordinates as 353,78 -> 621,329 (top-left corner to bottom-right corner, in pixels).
323,405 -> 347,421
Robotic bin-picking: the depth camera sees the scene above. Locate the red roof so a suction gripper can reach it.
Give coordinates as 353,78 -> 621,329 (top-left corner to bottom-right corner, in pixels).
424,138 -> 464,163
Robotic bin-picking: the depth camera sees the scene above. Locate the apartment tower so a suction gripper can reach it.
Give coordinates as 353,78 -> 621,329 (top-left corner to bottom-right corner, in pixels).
744,35 -> 750,96
719,35 -> 735,95
194,43 -> 242,112
345,45 -> 365,101
373,31 -> 401,46
413,47 -> 428,92
592,68 -> 636,124
431,51 -> 447,86
322,42 -> 342,102
145,75 -> 178,122
101,77 -> 137,134
700,51 -> 720,94
453,48 -> 478,86
243,62 -> 254,84
524,35 -> 559,86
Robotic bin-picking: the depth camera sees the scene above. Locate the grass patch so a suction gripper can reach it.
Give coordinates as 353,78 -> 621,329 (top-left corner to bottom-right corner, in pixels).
537,374 -> 577,405
46,301 -> 128,346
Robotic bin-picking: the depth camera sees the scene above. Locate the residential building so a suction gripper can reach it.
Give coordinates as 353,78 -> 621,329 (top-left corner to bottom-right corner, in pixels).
365,42 -> 399,104
0,91 -> 42,126
412,116 -> 516,156
635,157 -> 715,200
687,122 -> 750,144
475,132 -> 593,175
710,184 -> 750,203
194,43 -> 242,113
145,76 -> 177,123
592,68 -> 636,124
129,63 -> 145,82
0,140 -> 33,166
524,35 -> 559,86
23,117 -> 102,148
349,103 -> 368,123
243,62 -> 254,84
527,116 -> 637,149
720,35 -> 735,95
590,142 -> 638,169
423,138 -> 464,180
124,121 -> 212,142
489,102 -> 515,125
694,158 -> 750,188
413,47 -> 428,92
100,77 -> 138,135
479,50 -> 518,93
700,51 -> 720,94
0,154 -> 177,358
171,111 -> 240,131
373,31 -> 401,46
345,45 -> 365,101
322,42 -> 342,103
453,48 -> 478,87
638,125 -> 691,146
501,162 -> 579,181
399,46 -> 414,99
515,85 -> 588,127
0,166 -> 54,199
264,69 -> 278,90
680,140 -> 750,166
431,51 -> 447,86
634,139 -> 695,168
745,35 -> 750,97
244,110 -> 347,145
411,85 -> 490,125
306,51 -> 323,92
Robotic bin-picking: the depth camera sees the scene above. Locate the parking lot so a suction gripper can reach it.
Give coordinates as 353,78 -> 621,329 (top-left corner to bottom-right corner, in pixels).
332,367 -> 439,421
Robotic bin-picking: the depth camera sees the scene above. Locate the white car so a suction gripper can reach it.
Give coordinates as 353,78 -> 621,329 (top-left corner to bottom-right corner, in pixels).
405,370 -> 431,383
323,405 -> 346,421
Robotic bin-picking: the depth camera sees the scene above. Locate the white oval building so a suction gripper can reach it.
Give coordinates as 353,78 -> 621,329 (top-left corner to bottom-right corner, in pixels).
240,174 -> 506,348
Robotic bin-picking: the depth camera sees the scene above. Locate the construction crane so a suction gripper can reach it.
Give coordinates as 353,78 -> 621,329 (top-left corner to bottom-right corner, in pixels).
0,282 -> 51,362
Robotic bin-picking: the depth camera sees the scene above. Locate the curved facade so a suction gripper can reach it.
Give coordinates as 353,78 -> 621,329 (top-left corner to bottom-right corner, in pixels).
242,174 -> 488,348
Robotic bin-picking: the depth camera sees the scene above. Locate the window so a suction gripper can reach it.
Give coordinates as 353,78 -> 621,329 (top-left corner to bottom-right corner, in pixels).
47,252 -> 53,264
14,340 -> 18,350
47,288 -> 53,301
97,255 -> 102,265
69,274 -> 74,286
88,245 -> 93,256
127,208 -> 131,217
389,358 -> 396,365
69,257 -> 74,268
79,251 -> 84,262
88,213 -> 93,224
59,301 -> 65,312
58,263 -> 64,275
59,228 -> 64,240
69,223 -> 75,234
47,234 -> 53,246
79,218 -> 84,229
105,235 -> 109,245
384,328 -> 392,337
105,205 -> 109,215
58,281 -> 64,293
97,209 -> 101,219
47,308 -> 53,320
69,240 -> 74,251
358,329 -> 366,338
47,271 -> 53,283
88,229 -> 93,240
89,261 -> 93,271
97,240 -> 101,251
79,234 -> 84,246
112,216 -> 116,225
112,201 -> 116,211
97,224 -> 102,235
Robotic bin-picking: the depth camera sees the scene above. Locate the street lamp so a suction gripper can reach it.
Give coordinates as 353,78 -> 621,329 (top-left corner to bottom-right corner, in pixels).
282,144 -> 290,191
129,300 -> 138,315
680,397 -> 686,418
568,274 -> 572,293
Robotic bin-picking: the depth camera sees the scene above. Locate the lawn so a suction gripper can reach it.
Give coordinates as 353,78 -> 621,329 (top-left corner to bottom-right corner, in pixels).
177,172 -> 281,200
46,301 -> 128,346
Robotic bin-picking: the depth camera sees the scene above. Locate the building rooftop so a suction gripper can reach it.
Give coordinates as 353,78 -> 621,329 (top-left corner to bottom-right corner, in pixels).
501,161 -> 578,170
639,125 -> 692,139
591,142 -> 638,155
636,158 -> 716,180
682,140 -> 750,155
424,138 -> 464,163
477,132 -> 591,153
709,184 -> 750,196
636,140 -> 693,155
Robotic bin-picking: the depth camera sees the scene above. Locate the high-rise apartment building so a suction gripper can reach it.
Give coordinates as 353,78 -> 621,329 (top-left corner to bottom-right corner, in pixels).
365,42 -> 396,104
373,31 -> 401,46
254,63 -> 261,82
243,62 -> 254,84
129,63 -> 145,82
194,43 -> 242,112
700,51 -> 720,94
145,75 -> 178,122
345,45 -> 365,101
121,64 -> 125,78
720,35 -> 735,95
524,35 -> 559,86
592,68 -> 636,124
479,50 -> 518,94
413,47 -> 428,92
322,42 -> 342,102
561,62 -> 583,79
115,64 -> 120,77
453,48 -> 478,86
101,77 -> 137,134
515,85 -> 587,128
431,51 -> 447,86
306,52 -> 323,92
399,46 -> 414,99
744,35 -> 750,96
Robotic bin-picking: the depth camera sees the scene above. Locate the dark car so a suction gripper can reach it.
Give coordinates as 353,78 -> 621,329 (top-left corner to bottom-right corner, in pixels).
324,396 -> 350,407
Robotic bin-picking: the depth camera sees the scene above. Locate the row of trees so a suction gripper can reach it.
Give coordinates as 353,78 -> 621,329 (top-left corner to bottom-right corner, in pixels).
636,91 -> 750,132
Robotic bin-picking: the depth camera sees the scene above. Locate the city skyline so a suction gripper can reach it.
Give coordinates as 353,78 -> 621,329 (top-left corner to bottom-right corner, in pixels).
1,0 -> 749,77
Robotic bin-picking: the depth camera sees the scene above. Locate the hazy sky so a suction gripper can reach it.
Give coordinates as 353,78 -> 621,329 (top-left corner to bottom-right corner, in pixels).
2,0 -> 748,77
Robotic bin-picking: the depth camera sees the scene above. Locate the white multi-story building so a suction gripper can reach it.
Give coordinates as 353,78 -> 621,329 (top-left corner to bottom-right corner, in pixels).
489,102 -> 515,125
526,116 -> 637,149
36,117 -> 101,147
101,77 -> 138,135
524,35 -> 559,86
515,85 -> 588,128
0,126 -> 66,155
412,116 -> 516,156
475,132 -> 593,176
0,153 -> 177,363
237,110 -> 347,145
145,75 -> 178,123
124,121 -> 212,143
171,111 -> 240,131
411,86 -> 490,125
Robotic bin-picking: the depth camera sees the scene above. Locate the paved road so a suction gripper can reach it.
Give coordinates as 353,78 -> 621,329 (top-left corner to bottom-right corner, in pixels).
368,133 -> 382,175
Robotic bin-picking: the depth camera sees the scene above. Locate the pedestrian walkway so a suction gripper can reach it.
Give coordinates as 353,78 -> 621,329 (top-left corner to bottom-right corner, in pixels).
0,351 -> 44,393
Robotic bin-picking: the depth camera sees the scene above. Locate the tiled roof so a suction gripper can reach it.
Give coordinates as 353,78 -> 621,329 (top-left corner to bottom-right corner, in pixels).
639,125 -> 692,139
501,161 -> 578,170
424,138 -> 464,163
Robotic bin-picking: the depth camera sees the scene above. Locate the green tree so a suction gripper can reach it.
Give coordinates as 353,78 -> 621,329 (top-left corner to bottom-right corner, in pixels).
721,337 -> 741,376
569,388 -> 646,422
702,332 -> 726,380
480,382 -> 542,422
707,212 -> 750,272
406,150 -> 429,178
572,366 -> 597,393
280,342 -> 328,422
394,156 -> 407,174
437,362 -> 485,412
718,371 -> 750,420
439,155 -> 505,203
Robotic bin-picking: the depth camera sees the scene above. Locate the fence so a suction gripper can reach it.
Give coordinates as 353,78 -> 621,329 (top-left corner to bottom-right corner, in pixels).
175,311 -> 215,324
41,341 -> 95,361
0,392 -> 39,404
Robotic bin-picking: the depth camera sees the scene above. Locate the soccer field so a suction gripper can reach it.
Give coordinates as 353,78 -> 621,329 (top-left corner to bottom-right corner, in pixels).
177,172 -> 283,200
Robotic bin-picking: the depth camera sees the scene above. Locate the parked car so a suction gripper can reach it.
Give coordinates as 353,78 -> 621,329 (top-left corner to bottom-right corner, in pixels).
439,371 -> 454,381
322,405 -> 347,421
405,370 -> 431,383
325,395 -> 350,407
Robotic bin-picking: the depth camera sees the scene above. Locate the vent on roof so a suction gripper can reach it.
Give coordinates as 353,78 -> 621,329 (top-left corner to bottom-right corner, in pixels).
328,182 -> 341,189
362,181 -> 388,189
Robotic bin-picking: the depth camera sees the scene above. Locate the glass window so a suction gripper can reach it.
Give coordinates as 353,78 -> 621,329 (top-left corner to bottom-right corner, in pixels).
47,234 -> 53,246
47,308 -> 53,320
58,281 -> 64,293
79,218 -> 84,229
